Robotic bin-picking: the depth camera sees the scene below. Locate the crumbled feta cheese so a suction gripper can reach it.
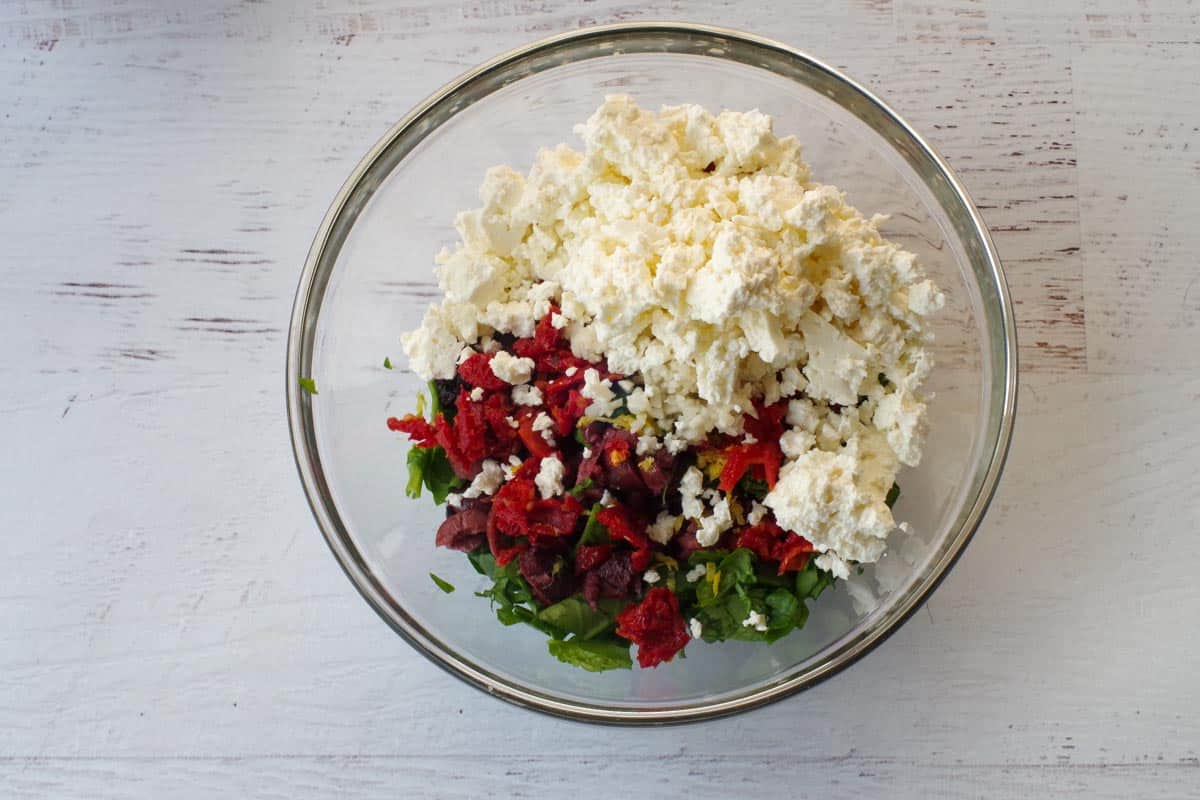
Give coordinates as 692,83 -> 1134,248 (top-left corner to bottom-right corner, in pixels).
462,459 -> 505,499
635,435 -> 660,456
502,455 -> 523,480
764,431 -> 897,567
643,569 -> 661,585
647,512 -> 678,545
489,351 -> 535,385
532,411 -> 555,444
600,490 -> 615,506
663,433 -> 689,455
534,455 -> 565,499
469,386 -> 484,402
618,379 -> 635,392
445,493 -> 463,508
685,565 -> 707,583
696,494 -> 733,547
689,618 -> 703,639
582,447 -> 593,459
743,433 -> 758,444
679,467 -> 705,520
747,501 -> 768,526
401,306 -> 464,381
505,416 -> 520,429
565,366 -> 578,377
581,368 -> 620,417
743,610 -> 768,632
401,96 -> 944,576
511,384 -> 543,406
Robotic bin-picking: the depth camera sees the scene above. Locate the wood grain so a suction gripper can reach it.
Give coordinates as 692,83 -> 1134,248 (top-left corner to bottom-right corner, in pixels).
3,1 -> 1199,798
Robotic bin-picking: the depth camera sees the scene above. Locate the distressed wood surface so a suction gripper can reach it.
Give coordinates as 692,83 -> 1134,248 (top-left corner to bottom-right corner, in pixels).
2,1 -> 1199,798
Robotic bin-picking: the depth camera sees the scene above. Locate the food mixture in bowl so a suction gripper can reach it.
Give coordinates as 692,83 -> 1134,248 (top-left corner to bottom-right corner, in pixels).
388,95 -> 944,672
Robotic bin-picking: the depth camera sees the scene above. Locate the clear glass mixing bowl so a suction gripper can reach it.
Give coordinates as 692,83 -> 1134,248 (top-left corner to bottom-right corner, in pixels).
286,23 -> 1017,724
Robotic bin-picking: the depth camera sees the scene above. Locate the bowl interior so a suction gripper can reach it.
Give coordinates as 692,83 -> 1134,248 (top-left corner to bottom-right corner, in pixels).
293,29 -> 1010,719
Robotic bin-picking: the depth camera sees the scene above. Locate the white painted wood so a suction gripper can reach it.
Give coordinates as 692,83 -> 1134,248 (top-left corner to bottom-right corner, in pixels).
2,1 -> 1198,797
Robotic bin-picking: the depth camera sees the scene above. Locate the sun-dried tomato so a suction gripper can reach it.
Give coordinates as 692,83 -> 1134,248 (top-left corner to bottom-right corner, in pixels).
595,504 -> 650,550
615,587 -> 690,668
517,411 -> 556,458
386,414 -> 437,447
735,519 -> 815,574
486,508 -> 527,566
491,477 -> 584,543
715,400 -> 788,491
776,534 -> 815,573
546,388 -> 589,436
574,544 -> 613,574
458,352 -> 508,391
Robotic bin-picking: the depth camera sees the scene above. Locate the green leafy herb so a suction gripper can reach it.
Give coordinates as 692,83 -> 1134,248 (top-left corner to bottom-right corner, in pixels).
538,597 -> 623,640
886,481 -> 901,509
406,448 -> 431,499
467,549 -> 497,577
576,503 -> 610,548
298,377 -> 318,395
546,638 -> 632,672
567,478 -> 595,498
795,558 -> 835,601
736,475 -> 770,500
427,380 -> 442,417
383,357 -> 393,370
429,573 -> 455,593
693,549 -> 754,608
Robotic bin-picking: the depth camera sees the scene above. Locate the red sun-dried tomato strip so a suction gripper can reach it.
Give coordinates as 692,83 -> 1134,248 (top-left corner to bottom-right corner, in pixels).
491,477 -> 584,544
516,411 -> 556,458
386,414 -> 437,447
574,544 -> 613,574
615,587 -> 690,668
735,518 -> 816,575
718,441 -> 782,492
458,352 -> 508,391
595,504 -> 650,550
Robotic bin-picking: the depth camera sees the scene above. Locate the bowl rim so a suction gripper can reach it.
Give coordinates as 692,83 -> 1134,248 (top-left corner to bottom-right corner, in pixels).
286,21 -> 1018,725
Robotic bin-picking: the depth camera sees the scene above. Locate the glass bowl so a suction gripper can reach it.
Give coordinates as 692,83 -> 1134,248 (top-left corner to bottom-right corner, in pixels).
286,22 -> 1017,724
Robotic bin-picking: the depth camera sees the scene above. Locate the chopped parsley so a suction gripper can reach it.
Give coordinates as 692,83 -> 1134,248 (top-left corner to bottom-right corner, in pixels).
429,573 -> 455,593
298,377 -> 318,395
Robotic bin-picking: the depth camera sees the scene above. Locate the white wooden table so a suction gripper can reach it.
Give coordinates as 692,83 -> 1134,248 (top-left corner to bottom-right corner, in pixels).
3,2 -> 1198,797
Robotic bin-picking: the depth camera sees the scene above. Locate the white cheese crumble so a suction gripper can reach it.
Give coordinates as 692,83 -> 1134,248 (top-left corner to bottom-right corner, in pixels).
469,386 -> 484,402
689,618 -> 703,639
502,455 -> 522,480
696,494 -> 733,547
679,467 -> 705,521
462,459 -> 505,499
685,564 -> 706,583
581,368 -> 620,417
534,455 -> 565,499
635,435 -> 660,456
643,569 -> 661,585
747,501 -> 768,527
401,95 -> 944,575
511,384 -> 543,407
531,411 -> 556,445
647,511 -> 678,545
743,611 -> 769,632
489,351 -> 534,385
